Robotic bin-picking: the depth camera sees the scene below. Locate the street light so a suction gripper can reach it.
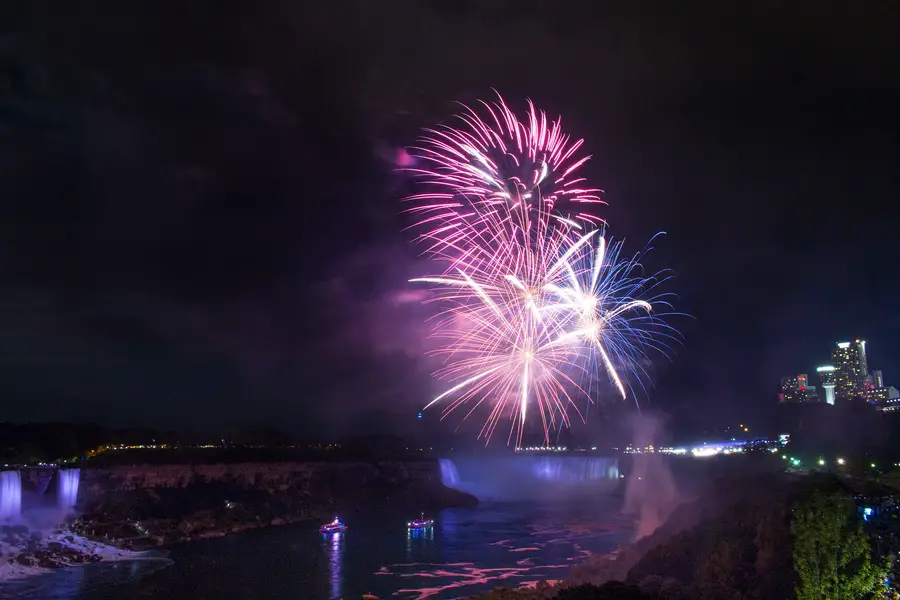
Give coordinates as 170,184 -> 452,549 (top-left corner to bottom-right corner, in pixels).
837,458 -> 845,465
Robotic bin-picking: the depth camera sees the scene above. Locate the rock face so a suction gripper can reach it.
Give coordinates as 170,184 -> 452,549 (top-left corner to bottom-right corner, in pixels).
1,526 -> 112,572
76,460 -> 476,546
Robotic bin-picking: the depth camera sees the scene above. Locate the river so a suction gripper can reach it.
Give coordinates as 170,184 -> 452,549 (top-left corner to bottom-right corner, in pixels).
2,496 -> 632,600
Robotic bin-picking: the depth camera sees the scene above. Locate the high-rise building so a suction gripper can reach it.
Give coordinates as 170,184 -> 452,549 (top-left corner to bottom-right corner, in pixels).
816,365 -> 836,405
868,385 -> 899,411
863,369 -> 895,405
832,340 -> 868,401
870,369 -> 884,388
780,374 -> 812,403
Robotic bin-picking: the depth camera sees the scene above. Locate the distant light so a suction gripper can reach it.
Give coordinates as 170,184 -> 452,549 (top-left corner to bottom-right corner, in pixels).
818,459 -> 825,466
817,365 -> 836,372
837,458 -> 845,465
837,342 -> 850,349
872,463 -> 877,469
417,412 -> 423,420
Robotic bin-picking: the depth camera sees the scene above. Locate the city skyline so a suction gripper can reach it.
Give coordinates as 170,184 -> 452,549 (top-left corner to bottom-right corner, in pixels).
780,338 -> 899,408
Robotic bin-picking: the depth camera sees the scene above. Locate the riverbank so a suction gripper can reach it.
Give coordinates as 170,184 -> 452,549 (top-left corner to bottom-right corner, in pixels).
73,512 -> 322,549
0,525 -> 148,582
74,459 -> 477,548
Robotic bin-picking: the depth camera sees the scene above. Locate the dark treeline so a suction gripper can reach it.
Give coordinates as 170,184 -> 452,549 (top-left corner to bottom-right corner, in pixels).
0,421 -> 167,463
776,401 -> 900,467
0,421 -> 444,464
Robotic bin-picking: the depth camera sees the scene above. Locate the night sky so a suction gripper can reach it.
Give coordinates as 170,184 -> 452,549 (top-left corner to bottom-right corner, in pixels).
1,2 -> 898,438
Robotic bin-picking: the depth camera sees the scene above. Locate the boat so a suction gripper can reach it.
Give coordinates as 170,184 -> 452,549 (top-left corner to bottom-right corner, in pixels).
319,517 -> 347,534
407,513 -> 434,529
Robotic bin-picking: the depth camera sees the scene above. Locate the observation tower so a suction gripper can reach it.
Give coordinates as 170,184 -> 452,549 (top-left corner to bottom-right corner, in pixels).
816,365 -> 836,405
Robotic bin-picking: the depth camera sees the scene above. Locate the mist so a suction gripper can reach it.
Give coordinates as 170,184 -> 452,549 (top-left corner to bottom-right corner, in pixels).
622,413 -> 680,538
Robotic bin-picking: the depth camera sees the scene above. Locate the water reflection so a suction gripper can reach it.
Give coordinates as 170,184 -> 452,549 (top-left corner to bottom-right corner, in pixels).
406,525 -> 434,559
322,531 -> 344,600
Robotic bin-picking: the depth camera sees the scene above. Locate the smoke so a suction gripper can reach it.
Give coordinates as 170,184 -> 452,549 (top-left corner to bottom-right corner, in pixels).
622,412 -> 680,539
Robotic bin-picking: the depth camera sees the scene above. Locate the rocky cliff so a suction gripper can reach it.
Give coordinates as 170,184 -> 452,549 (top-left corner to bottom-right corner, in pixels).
74,459 -> 476,547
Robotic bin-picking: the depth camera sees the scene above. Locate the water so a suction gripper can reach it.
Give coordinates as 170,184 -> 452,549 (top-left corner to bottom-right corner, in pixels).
439,459 -> 460,487
3,499 -> 632,600
445,456 -> 620,501
0,470 -> 22,520
58,469 -> 81,510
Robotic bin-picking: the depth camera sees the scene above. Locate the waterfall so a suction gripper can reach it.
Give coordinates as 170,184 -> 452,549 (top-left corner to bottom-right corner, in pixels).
438,459 -> 460,487
530,456 -> 620,483
58,468 -> 81,510
444,456 -> 620,500
0,471 -> 22,520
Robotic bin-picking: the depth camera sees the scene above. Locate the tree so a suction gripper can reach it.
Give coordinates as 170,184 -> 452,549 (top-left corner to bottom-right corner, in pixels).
792,490 -> 886,600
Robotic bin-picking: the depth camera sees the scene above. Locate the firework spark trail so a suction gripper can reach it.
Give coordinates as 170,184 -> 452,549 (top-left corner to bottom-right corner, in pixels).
541,232 -> 681,404
403,93 -> 679,445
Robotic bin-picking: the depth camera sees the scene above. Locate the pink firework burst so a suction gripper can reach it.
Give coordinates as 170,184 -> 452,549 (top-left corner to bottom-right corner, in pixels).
402,91 -> 605,261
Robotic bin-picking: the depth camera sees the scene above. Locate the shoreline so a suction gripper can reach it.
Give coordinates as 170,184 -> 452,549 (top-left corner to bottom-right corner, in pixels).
0,514 -> 325,586
0,525 -> 158,583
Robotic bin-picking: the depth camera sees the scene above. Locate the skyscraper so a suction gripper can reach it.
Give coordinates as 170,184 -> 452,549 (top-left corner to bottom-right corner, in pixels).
870,369 -> 884,388
832,340 -> 868,401
780,374 -> 811,403
816,365 -> 836,405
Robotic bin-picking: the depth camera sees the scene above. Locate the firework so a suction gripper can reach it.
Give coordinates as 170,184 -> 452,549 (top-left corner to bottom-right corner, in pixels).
412,227 -> 677,446
402,91 -> 604,263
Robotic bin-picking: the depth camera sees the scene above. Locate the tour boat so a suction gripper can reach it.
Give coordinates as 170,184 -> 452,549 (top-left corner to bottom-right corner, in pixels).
319,517 -> 347,534
406,514 -> 434,530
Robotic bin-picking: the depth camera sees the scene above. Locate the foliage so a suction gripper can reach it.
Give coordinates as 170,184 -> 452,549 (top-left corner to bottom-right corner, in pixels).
474,582 -> 555,600
792,490 -> 886,600
554,582 -> 656,599
622,472 -> 803,599
474,582 -> 658,600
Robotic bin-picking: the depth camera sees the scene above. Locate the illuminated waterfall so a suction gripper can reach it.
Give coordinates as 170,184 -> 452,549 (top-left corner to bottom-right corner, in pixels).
441,456 -> 620,499
58,468 -> 81,510
0,471 -> 22,520
438,459 -> 461,487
